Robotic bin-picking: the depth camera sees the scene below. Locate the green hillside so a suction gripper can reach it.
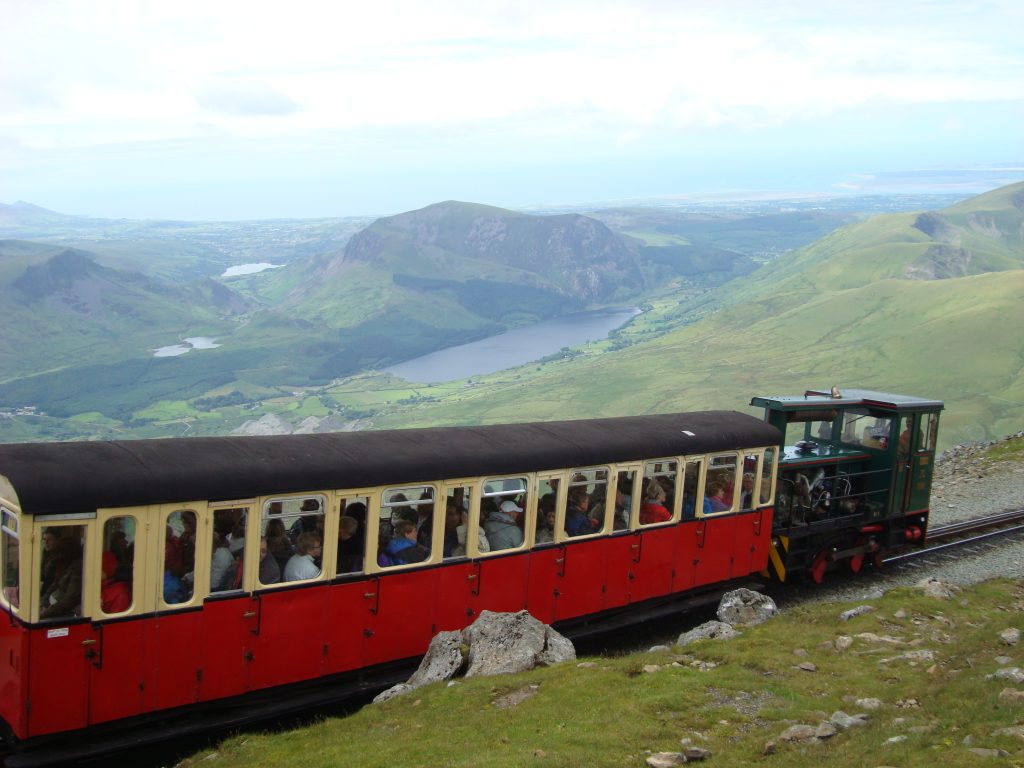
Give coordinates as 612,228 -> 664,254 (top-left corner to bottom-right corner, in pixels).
363,183 -> 1024,448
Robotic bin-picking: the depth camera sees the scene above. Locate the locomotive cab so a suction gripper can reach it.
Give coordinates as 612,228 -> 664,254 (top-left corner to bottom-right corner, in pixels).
751,388 -> 943,582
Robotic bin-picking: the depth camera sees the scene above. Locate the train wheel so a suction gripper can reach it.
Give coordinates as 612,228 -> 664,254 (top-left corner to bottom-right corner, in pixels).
809,550 -> 829,584
849,553 -> 864,573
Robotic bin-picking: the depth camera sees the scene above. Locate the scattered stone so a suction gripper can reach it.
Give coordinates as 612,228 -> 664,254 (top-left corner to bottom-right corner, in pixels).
839,605 -> 876,621
856,632 -> 906,645
814,722 -> 838,739
916,577 -> 958,600
648,645 -> 671,653
861,588 -> 885,600
908,725 -> 935,734
994,656 -> 1013,665
796,662 -> 818,672
793,648 -> 809,657
855,698 -> 883,710
999,628 -> 1021,646
884,735 -> 908,745
968,747 -> 1010,758
998,688 -> 1024,705
779,724 -> 819,743
682,746 -> 711,760
992,725 -> 1024,740
577,661 -> 598,669
893,609 -> 908,619
878,650 -> 936,665
643,664 -> 661,674
762,741 -> 777,756
990,667 -> 1024,684
373,683 -> 414,703
817,640 -> 834,651
533,748 -> 547,758
831,711 -> 869,729
895,698 -> 921,709
835,635 -> 854,651
646,752 -> 685,767
493,684 -> 540,709
717,588 -> 778,626
677,620 -> 741,647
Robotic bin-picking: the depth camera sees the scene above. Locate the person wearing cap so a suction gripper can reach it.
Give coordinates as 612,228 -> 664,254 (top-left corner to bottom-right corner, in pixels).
483,499 -> 524,551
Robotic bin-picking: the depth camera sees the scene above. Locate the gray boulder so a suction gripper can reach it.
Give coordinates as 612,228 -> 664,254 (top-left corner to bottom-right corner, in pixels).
407,630 -> 466,688
717,588 -> 777,626
464,610 -> 575,677
677,620 -> 741,647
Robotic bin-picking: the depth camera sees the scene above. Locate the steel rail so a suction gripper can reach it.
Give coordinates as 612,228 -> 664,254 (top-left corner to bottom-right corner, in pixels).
884,508 -> 1024,565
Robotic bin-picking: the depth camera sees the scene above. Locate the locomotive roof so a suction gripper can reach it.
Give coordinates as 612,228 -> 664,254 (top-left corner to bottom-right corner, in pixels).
750,388 -> 944,412
0,411 -> 781,516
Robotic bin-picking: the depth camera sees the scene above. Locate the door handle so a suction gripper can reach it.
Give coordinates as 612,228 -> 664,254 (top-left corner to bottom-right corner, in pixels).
81,639 -> 97,646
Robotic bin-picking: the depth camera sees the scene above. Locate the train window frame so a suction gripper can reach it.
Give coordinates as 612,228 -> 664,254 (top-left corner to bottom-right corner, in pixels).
639,458 -> 679,527
97,513 -> 139,618
159,506 -> 201,610
207,502 -> 254,595
440,481 -> 478,559
373,484 -> 438,571
610,463 -> 641,532
476,475 -> 531,555
698,452 -> 741,518
535,471 -> 565,546
334,490 -> 372,578
560,466 -> 610,541
738,452 -> 762,512
681,456 -> 706,518
258,494 -> 326,587
759,447 -> 777,506
36,520 -> 88,623
1,506 -> 20,613
840,409 -> 894,451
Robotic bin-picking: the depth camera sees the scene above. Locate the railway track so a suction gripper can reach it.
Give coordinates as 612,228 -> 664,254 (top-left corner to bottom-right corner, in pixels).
884,507 -> 1024,566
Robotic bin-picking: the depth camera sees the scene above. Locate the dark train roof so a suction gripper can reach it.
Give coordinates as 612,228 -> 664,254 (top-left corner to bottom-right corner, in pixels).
751,388 -> 944,412
0,411 -> 780,516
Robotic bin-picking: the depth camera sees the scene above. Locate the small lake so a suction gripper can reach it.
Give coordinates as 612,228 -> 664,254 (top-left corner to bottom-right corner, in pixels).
153,337 -> 222,358
222,263 -> 281,277
384,307 -> 639,383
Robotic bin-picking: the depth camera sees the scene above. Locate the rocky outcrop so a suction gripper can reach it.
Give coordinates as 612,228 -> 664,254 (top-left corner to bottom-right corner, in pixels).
373,610 -> 575,703
716,588 -> 777,626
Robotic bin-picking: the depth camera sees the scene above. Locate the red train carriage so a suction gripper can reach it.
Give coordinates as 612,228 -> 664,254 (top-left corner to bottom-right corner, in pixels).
0,410 -> 780,763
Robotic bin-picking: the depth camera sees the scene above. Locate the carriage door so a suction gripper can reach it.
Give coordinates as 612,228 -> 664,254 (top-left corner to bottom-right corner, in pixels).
893,414 -> 913,513
87,512 -> 147,726
27,520 -> 90,736
908,412 -> 939,512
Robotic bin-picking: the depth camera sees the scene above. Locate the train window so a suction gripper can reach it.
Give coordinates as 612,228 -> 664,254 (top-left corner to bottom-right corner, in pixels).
379,487 -> 433,567
682,458 -> 705,518
444,486 -> 481,558
100,516 -> 135,615
610,469 -> 636,530
808,419 -> 836,443
1,508 -> 19,610
336,495 -> 369,576
640,461 -> 676,526
739,453 -> 760,511
262,497 -> 323,584
920,413 -> 938,452
211,507 -> 249,592
561,468 -> 607,538
482,477 -> 528,551
760,449 -> 776,505
163,510 -> 197,604
38,524 -> 85,621
705,454 -> 738,514
840,409 -> 893,450
535,476 -> 560,544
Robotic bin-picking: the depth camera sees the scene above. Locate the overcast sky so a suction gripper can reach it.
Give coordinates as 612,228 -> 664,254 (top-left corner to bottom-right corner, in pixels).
1,0 -> 1022,220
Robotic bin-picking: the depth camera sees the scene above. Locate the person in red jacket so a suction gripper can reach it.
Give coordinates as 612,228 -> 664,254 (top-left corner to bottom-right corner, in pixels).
639,481 -> 671,525
101,550 -> 131,614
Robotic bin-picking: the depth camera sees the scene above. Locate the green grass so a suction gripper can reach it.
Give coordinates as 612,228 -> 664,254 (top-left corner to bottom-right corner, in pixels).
177,579 -> 1024,768
985,435 -> 1024,463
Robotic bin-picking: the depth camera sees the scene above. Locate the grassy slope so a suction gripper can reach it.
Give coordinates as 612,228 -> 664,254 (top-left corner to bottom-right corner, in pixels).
367,186 -> 1024,448
178,579 -> 1024,768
